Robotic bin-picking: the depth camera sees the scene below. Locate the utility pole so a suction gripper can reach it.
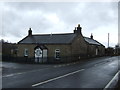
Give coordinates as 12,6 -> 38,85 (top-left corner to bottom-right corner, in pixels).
108,33 -> 109,48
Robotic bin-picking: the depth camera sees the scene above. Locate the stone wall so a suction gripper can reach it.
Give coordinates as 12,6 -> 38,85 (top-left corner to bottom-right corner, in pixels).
17,44 -> 36,58
87,44 -> 105,57
15,35 -> 105,63
44,44 -> 71,63
71,34 -> 88,60
16,44 -> 72,63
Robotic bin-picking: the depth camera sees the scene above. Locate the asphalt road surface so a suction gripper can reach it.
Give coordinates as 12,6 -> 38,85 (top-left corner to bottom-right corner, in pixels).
1,56 -> 119,88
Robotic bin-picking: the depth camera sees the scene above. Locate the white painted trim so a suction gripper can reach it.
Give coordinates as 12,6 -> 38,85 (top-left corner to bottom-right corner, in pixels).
104,70 -> 120,89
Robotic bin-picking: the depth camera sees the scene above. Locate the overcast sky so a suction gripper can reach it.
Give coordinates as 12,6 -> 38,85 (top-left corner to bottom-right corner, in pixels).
0,1 -> 118,47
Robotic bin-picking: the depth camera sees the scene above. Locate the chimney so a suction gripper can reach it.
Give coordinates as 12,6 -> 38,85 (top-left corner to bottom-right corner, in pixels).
74,27 -> 77,33
77,24 -> 82,34
74,24 -> 82,34
90,33 -> 93,39
28,28 -> 32,36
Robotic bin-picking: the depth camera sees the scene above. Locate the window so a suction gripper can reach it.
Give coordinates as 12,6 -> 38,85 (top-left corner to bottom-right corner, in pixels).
55,49 -> 60,59
24,49 -> 28,56
14,49 -> 18,55
11,49 -> 18,55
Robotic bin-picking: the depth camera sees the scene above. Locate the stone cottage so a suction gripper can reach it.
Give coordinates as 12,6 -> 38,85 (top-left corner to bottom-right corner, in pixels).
16,24 -> 105,63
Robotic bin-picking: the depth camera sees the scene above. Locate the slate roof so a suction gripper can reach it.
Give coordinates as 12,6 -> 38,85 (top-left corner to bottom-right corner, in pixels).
84,37 -> 102,45
18,33 -> 104,46
18,33 -> 76,44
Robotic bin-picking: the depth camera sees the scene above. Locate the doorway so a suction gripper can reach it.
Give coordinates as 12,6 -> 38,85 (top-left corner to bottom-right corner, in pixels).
35,47 -> 42,63
34,45 -> 48,63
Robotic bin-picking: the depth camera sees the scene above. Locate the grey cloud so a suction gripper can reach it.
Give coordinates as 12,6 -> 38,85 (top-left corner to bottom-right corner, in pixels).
2,9 -> 22,37
3,2 -> 55,37
2,2 -> 118,47
118,2 -> 120,45
57,2 -> 117,31
4,2 -> 78,13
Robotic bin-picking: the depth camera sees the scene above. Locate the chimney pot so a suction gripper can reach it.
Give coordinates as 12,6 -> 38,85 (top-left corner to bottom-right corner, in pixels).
77,24 -> 82,34
90,33 -> 93,39
28,28 -> 32,36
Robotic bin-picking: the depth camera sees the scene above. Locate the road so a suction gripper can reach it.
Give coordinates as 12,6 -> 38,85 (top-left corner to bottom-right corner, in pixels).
1,56 -> 119,88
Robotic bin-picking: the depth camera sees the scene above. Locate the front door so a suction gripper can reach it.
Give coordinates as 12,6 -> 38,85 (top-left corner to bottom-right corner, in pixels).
35,48 -> 42,63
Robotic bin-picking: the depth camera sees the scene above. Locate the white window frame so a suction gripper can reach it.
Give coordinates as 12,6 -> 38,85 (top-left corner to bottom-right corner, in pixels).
55,49 -> 60,59
24,49 -> 28,56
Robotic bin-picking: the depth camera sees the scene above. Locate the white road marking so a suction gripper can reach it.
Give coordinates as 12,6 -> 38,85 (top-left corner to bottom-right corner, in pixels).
2,72 -> 24,78
104,70 -> 120,89
58,65 -> 62,67
53,61 -> 80,68
94,61 -> 108,67
2,67 -> 49,78
32,69 -> 85,87
3,73 -> 24,78
56,64 -> 65,67
3,62 -> 77,78
53,66 -> 58,68
61,65 -> 65,67
54,63 -> 73,68
3,74 -> 14,77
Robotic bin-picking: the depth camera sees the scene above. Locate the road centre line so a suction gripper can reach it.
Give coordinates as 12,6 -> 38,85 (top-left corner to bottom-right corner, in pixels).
53,63 -> 73,68
94,59 -> 113,67
3,62 -> 77,78
2,67 -> 50,78
2,74 -> 15,77
2,73 -> 23,78
94,62 -> 106,66
2,57 -> 116,78
62,64 -> 66,66
54,65 -> 59,67
32,69 -> 85,87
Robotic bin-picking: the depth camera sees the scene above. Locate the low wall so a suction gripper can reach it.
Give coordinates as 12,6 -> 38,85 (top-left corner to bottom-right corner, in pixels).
2,54 -> 106,64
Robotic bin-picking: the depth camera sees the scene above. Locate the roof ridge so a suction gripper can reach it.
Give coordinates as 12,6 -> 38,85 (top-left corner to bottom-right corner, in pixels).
18,33 -> 76,44
94,39 -> 104,46
84,37 -> 90,38
32,33 -> 74,36
84,37 -> 97,41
